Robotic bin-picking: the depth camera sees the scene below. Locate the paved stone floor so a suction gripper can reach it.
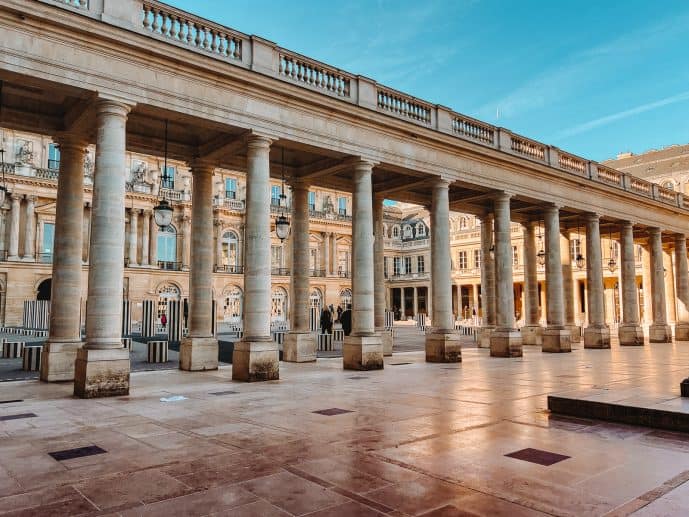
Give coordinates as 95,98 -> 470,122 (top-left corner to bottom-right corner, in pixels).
2,341 -> 689,516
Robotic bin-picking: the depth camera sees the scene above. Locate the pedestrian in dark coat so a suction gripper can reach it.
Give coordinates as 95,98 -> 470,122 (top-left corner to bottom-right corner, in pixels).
320,308 -> 332,334
340,305 -> 352,336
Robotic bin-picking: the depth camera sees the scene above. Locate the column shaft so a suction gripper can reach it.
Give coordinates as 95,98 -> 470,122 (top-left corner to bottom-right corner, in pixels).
7,195 -> 20,260
542,206 -> 570,352
23,196 -> 36,259
583,214 -> 610,348
649,227 -> 672,342
522,221 -> 540,344
41,137 -> 87,382
149,214 -> 158,267
373,195 -> 392,355
480,214 -> 496,327
141,211 -> 150,266
128,209 -> 138,266
675,234 -> 689,340
290,182 -> 311,332
619,221 -> 644,345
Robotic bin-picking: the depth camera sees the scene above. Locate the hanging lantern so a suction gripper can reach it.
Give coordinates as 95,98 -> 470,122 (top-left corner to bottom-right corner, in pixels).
575,253 -> 585,269
153,119 -> 174,229
537,249 -> 546,266
607,257 -> 617,272
274,147 -> 290,242
488,243 -> 495,261
607,229 -> 616,272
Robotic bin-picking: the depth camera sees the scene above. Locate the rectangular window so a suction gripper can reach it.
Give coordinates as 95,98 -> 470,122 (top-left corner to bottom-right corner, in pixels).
458,251 -> 467,270
271,245 -> 283,268
308,191 -> 316,211
384,257 -> 389,278
48,143 -> 60,170
338,197 -> 347,216
225,178 -> 237,199
271,185 -> 281,206
512,245 -> 519,266
570,239 -> 581,259
161,166 -> 175,189
417,255 -> 425,273
404,256 -> 412,274
41,222 -> 55,263
393,257 -> 401,276
473,249 -> 481,268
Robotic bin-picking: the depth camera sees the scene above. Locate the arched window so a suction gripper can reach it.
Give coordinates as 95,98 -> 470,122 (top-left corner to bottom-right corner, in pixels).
222,285 -> 243,322
221,230 -> 239,267
340,288 -> 352,308
416,223 -> 426,237
157,225 -> 177,265
459,217 -> 467,230
403,225 -> 413,238
37,279 -> 52,301
392,225 -> 400,238
271,287 -> 288,322
310,288 -> 323,309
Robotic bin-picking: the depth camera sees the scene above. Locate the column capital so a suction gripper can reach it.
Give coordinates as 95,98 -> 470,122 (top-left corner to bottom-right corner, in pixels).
288,177 -> 309,190
353,159 -> 376,172
493,191 -> 513,203
25,194 -> 36,204
648,226 -> 662,237
584,212 -> 600,223
188,160 -> 216,174
543,203 -> 561,215
53,133 -> 89,151
246,133 -> 275,149
620,220 -> 634,230
94,97 -> 133,118
430,177 -> 451,189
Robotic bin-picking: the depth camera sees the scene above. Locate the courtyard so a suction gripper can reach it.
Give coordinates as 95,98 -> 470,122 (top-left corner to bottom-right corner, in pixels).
2,338 -> 689,516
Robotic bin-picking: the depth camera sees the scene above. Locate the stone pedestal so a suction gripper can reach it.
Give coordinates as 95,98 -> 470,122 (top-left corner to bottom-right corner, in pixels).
490,330 -> 523,357
74,347 -> 130,398
619,324 -> 644,346
343,334 -> 383,370
675,323 -> 689,341
521,325 -> 542,345
425,332 -> 461,362
649,324 -> 673,343
232,340 -> 279,382
584,326 -> 611,348
565,325 -> 581,343
380,330 -> 393,356
478,326 -> 494,348
283,332 -> 316,363
542,328 -> 571,353
179,336 -> 218,371
40,341 -> 82,382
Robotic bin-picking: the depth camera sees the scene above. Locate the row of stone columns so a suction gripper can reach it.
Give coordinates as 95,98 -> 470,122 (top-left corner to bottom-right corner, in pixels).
0,193 -> 37,260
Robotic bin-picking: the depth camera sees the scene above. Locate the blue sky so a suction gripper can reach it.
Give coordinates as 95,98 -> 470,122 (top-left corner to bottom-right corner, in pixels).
169,0 -> 689,162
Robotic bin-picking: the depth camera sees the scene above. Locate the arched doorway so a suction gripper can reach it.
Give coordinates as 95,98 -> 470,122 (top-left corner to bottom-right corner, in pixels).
310,288 -> 323,310
156,282 -> 181,322
222,285 -> 243,322
340,288 -> 352,309
37,278 -> 52,301
271,287 -> 288,322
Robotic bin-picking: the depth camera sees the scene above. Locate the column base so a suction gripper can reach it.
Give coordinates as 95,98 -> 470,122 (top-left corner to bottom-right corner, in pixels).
283,332 -> 317,363
425,331 -> 461,363
40,340 -> 83,382
74,347 -> 130,398
343,334 -> 383,371
565,325 -> 582,343
675,323 -> 689,341
542,328 -> 572,353
379,329 -> 393,356
521,325 -> 542,345
490,330 -> 523,357
180,336 -> 218,371
649,324 -> 673,343
619,324 -> 645,346
232,339 -> 279,382
583,326 -> 611,349
478,326 -> 495,348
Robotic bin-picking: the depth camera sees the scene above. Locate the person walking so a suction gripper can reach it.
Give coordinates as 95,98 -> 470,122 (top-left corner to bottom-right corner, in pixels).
340,304 -> 352,336
320,307 -> 332,334
160,313 -> 167,328
336,305 -> 343,322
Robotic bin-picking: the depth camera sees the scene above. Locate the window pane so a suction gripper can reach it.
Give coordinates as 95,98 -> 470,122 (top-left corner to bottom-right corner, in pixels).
42,223 -> 55,254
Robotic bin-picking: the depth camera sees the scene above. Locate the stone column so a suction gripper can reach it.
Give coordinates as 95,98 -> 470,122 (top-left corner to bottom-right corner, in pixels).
542,205 -> 571,352
179,163 -> 218,370
478,212 -> 496,347
284,180 -> 316,362
233,135 -> 279,381
619,221 -> 644,345
141,211 -> 150,266
149,213 -> 158,267
490,193 -> 522,357
7,194 -> 20,260
322,232 -> 330,277
181,214 -> 191,270
649,227 -> 672,342
373,195 -> 392,355
82,203 -> 91,263
23,196 -> 36,260
522,220 -> 542,345
41,136 -> 87,382
128,208 -> 139,266
400,287 -> 406,318
561,230 -> 580,342
664,249 -> 677,324
425,179 -> 460,362
74,99 -> 132,398
674,234 -> 689,340
344,160 -> 383,370
413,288 -> 419,318
641,245 -> 653,324
583,213 -> 611,348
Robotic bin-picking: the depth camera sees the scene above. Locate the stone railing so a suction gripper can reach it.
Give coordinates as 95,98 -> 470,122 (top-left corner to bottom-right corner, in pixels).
629,177 -> 653,197
377,87 -> 432,125
34,168 -> 59,180
657,186 -> 677,203
389,272 -> 429,281
37,0 -> 689,212
141,1 -> 243,62
510,135 -> 546,161
214,197 -> 245,211
160,188 -> 189,202
278,51 -> 351,98
452,115 -> 495,145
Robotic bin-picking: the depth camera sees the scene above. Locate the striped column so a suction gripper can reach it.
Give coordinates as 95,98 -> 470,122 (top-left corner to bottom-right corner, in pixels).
121,299 -> 132,337
167,300 -> 183,343
141,300 -> 156,338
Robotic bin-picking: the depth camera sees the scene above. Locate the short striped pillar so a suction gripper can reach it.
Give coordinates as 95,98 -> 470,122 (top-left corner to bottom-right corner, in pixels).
385,311 -> 394,330
167,300 -> 183,343
309,307 -> 320,332
271,331 -> 285,345
121,337 -> 132,351
122,299 -> 132,336
416,313 -> 427,332
211,299 -> 217,337
333,329 -> 345,342
317,333 -> 333,351
147,340 -> 168,363
22,346 -> 42,371
2,341 -> 25,358
141,300 -> 156,337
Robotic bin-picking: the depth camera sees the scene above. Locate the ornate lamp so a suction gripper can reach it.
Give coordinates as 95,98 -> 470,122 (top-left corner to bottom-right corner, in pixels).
536,221 -> 546,265
275,147 -> 290,242
607,229 -> 617,272
153,119 -> 174,229
575,218 -> 585,269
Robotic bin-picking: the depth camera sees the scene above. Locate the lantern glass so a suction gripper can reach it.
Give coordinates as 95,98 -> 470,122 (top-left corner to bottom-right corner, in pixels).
537,250 -> 546,266
607,258 -> 616,272
153,199 -> 173,229
575,254 -> 585,269
0,186 -> 6,207
275,214 -> 290,241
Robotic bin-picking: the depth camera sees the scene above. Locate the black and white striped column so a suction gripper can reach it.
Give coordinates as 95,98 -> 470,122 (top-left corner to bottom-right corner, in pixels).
141,300 -> 156,337
167,300 -> 183,343
121,299 -> 132,337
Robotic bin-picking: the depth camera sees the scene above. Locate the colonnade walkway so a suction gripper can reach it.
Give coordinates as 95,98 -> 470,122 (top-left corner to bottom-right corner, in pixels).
2,342 -> 689,515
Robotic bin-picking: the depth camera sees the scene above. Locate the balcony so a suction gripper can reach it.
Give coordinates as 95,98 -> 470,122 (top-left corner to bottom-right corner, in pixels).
37,253 -> 53,264
158,261 -> 182,271
310,269 -> 326,277
225,190 -> 237,199
389,272 -> 429,281
215,264 -> 244,274
271,267 -> 290,276
48,159 -> 60,171
214,198 -> 245,211
160,188 -> 189,202
337,270 -> 351,279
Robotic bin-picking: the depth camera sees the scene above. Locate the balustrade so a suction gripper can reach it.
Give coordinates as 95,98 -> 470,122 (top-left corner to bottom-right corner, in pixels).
597,165 -> 623,186
279,52 -> 351,97
510,136 -> 546,161
630,178 -> 652,196
377,88 -> 432,124
558,152 -> 586,174
452,116 -> 494,145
